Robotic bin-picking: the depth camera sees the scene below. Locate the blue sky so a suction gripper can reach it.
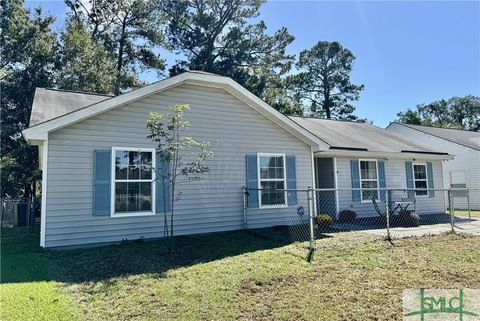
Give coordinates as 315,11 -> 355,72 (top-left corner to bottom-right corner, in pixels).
26,1 -> 480,127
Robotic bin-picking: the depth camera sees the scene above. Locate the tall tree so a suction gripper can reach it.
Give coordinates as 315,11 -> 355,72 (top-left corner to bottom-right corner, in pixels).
396,95 -> 480,131
56,19 -> 117,94
1,0 -> 58,197
291,41 -> 364,119
65,0 -> 167,93
159,0 -> 295,111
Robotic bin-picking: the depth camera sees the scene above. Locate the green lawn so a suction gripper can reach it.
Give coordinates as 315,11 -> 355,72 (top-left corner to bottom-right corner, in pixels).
1,228 -> 479,321
456,209 -> 480,218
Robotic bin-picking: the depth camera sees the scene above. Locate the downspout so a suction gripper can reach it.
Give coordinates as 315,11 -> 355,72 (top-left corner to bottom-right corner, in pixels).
40,138 -> 48,248
310,146 -> 318,215
333,157 -> 340,219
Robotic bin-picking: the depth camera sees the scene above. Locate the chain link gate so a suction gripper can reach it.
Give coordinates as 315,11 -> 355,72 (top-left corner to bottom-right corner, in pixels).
243,187 -> 317,252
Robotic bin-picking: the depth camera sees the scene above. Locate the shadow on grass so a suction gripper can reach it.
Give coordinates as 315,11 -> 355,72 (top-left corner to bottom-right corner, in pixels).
1,226 -> 325,285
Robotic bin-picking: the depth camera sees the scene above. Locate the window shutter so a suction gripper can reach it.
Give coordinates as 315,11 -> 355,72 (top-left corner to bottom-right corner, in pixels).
378,160 -> 386,201
286,155 -> 297,205
156,152 -> 171,213
405,161 -> 415,198
426,162 -> 435,197
93,150 -> 111,216
350,159 -> 361,202
246,155 -> 258,208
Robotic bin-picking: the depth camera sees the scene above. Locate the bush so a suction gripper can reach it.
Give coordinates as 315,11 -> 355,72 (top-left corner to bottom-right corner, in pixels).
398,210 -> 420,227
316,214 -> 333,228
339,210 -> 357,223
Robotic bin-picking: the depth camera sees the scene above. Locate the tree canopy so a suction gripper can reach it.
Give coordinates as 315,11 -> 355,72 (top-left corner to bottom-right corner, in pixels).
65,0 -> 167,93
1,1 -> 57,197
160,0 -> 297,112
290,41 -> 364,119
396,95 -> 480,131
1,0 -> 367,197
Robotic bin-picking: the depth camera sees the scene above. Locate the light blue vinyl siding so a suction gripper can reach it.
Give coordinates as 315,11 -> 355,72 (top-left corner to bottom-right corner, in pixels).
45,84 -> 313,247
336,158 -> 445,218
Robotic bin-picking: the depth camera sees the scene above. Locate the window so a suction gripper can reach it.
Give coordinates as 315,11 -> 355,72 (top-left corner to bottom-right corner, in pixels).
359,160 -> 378,202
450,170 -> 467,197
112,148 -> 155,215
413,163 -> 428,196
258,154 -> 287,207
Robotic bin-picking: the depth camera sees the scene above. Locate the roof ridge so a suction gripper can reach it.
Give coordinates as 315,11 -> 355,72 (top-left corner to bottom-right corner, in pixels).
41,87 -> 115,97
288,115 -> 367,124
396,122 -> 479,133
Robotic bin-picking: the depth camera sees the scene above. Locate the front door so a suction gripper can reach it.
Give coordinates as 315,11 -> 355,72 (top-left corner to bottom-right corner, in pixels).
315,158 -> 337,218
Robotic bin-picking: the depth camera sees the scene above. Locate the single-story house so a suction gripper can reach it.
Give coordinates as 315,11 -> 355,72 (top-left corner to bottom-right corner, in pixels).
23,71 -> 453,248
386,122 -> 480,209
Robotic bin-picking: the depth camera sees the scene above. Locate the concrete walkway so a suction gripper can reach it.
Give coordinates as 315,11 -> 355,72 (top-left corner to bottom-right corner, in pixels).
331,216 -> 480,239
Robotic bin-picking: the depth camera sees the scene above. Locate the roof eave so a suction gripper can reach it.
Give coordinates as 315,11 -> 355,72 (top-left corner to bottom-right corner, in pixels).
314,149 -> 454,161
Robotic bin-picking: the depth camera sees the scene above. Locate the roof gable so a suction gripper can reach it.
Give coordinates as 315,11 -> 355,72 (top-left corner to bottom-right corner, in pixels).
23,72 -> 326,150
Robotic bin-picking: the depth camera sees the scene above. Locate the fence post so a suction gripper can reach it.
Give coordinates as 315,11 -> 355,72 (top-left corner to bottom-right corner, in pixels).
242,186 -> 247,229
385,189 -> 391,241
448,189 -> 455,233
307,186 -> 316,251
467,188 -> 471,220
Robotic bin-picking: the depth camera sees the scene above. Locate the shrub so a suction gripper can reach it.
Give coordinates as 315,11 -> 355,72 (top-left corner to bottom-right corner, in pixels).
316,214 -> 333,228
339,210 -> 357,223
398,210 -> 420,227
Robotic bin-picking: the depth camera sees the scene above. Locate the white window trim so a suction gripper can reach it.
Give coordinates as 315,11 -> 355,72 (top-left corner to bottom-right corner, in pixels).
412,162 -> 429,197
257,153 -> 288,209
111,147 -> 156,217
359,159 -> 379,203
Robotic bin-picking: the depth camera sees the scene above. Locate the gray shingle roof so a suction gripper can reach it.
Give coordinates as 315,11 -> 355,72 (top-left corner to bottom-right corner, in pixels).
391,123 -> 480,151
289,116 -> 446,154
29,88 -> 113,127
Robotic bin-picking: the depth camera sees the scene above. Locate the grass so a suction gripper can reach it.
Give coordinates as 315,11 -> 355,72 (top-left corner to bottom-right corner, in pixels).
456,209 -> 480,218
1,227 -> 479,321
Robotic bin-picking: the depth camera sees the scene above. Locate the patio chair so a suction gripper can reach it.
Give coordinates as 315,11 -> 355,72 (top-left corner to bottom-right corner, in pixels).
400,197 -> 416,213
372,196 -> 400,218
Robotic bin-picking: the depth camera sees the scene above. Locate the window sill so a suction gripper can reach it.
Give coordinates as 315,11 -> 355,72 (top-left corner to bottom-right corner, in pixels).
259,204 -> 288,209
414,195 -> 429,198
111,211 -> 156,218
360,198 -> 382,204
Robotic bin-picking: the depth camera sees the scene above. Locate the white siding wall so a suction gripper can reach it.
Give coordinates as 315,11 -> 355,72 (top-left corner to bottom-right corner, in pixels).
334,157 -> 446,218
45,84 -> 313,247
388,123 -> 480,209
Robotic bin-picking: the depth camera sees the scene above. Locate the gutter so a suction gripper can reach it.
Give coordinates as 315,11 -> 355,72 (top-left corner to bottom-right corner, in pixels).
314,149 -> 454,161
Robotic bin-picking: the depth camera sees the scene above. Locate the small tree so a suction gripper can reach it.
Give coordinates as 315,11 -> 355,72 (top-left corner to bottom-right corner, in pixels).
147,104 -> 213,243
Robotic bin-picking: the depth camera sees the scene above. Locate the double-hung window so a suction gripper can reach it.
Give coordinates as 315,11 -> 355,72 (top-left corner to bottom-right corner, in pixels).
112,148 -> 155,215
359,160 -> 379,202
258,154 -> 287,207
413,163 -> 428,196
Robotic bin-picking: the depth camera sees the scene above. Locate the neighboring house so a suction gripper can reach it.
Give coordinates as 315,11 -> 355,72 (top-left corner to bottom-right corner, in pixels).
22,71 -> 452,248
386,122 -> 480,209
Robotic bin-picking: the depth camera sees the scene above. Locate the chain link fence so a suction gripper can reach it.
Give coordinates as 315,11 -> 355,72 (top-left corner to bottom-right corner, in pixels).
1,198 -> 40,231
243,187 -> 480,253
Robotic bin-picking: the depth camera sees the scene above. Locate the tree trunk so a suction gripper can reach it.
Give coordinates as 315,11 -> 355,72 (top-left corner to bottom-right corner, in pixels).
324,92 -> 331,119
115,20 -> 127,95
